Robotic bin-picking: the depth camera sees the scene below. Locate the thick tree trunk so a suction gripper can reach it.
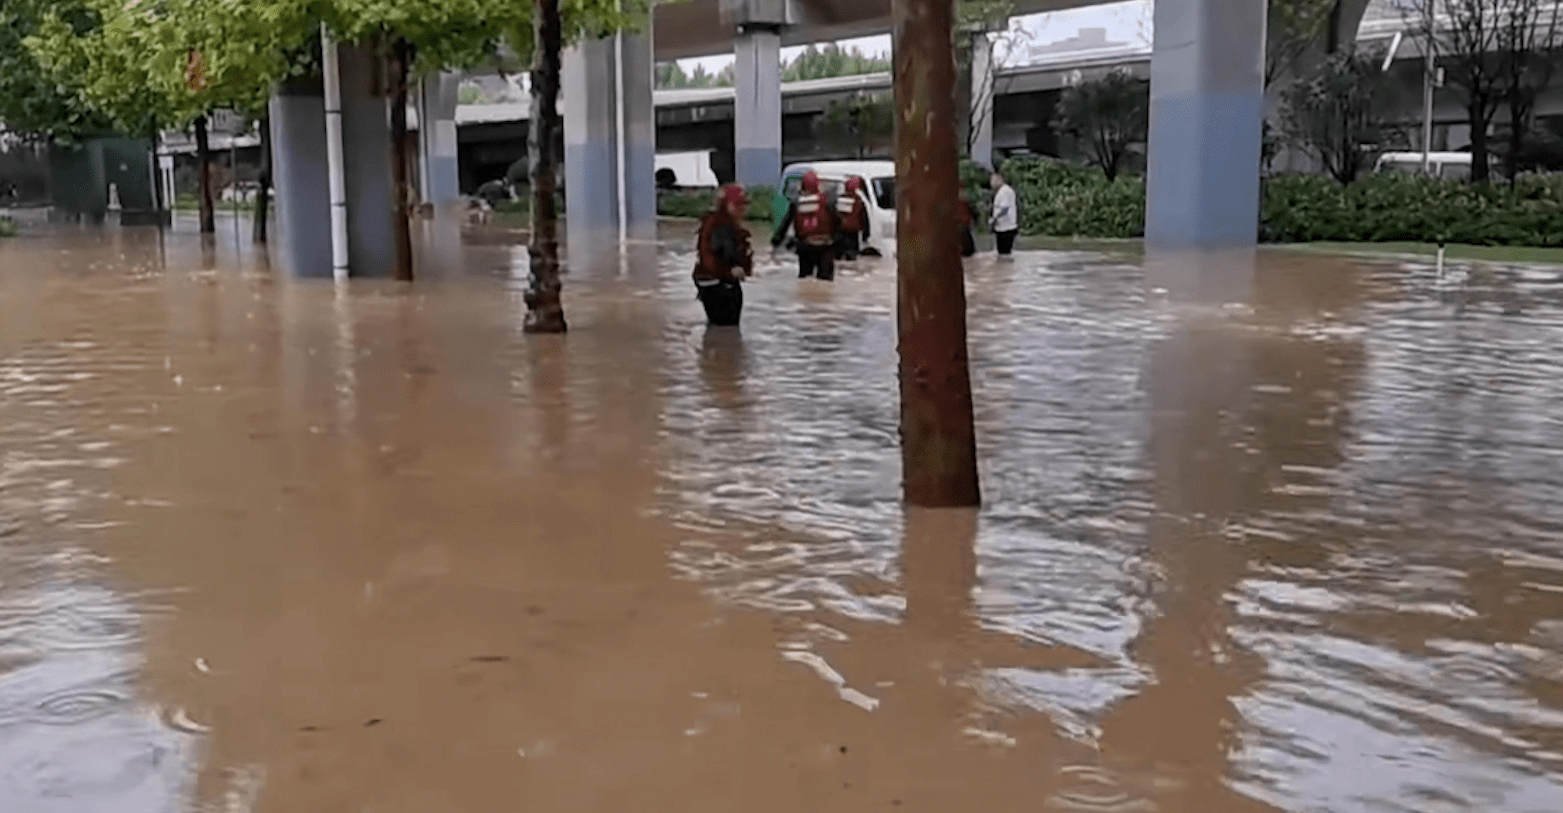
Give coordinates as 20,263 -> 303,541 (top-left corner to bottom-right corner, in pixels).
524,0 -> 567,333
194,115 -> 215,234
389,37 -> 415,281
253,117 -> 272,243
892,0 -> 980,507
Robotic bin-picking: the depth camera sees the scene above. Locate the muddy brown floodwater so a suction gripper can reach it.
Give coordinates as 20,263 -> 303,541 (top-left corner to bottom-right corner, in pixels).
2,217 -> 1563,812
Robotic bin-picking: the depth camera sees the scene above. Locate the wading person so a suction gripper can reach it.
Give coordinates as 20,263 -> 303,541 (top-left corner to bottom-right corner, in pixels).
772,171 -> 838,281
990,171 -> 1019,258
835,176 -> 870,261
958,190 -> 977,258
693,184 -> 753,327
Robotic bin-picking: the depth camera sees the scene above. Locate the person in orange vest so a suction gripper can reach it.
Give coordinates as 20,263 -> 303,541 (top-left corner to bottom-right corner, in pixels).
692,184 -> 754,326
771,170 -> 838,281
834,176 -> 871,261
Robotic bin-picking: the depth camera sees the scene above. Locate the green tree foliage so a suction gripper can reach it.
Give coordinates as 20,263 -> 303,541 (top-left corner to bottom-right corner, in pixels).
1052,70 -> 1148,182
24,0 -> 647,135
656,43 -> 889,91
1266,0 -> 1339,87
655,60 -> 734,89
1417,0 -> 1505,183
1494,0 -> 1563,180
820,93 -> 894,158
781,44 -> 890,82
954,0 -> 1023,160
1280,47 -> 1389,184
0,0 -> 114,141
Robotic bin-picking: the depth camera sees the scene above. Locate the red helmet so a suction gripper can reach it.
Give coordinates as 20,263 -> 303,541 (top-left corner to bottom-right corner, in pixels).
800,171 -> 820,193
845,176 -> 864,193
719,184 -> 748,212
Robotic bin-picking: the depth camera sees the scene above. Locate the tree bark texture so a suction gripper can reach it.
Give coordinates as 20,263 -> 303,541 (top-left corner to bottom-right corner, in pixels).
524,0 -> 567,334
194,115 -> 215,234
892,0 -> 981,507
389,37 -> 415,281
253,116 -> 272,243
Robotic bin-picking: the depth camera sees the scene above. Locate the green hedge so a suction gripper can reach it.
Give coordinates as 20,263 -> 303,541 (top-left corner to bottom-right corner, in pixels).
979,155 -> 1563,247
0,216 -> 16,238
1262,173 -> 1563,246
657,185 -> 774,223
962,157 -> 1146,240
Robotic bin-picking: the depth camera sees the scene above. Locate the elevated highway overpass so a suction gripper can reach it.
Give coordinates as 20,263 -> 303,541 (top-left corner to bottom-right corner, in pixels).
265,0 -> 1373,276
649,0 -> 1094,61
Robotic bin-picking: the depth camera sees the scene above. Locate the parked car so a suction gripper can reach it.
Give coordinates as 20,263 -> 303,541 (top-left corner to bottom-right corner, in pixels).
774,160 -> 896,256
1374,151 -> 1473,181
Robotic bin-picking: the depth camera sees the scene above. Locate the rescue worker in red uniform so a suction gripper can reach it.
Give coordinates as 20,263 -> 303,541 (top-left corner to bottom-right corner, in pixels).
771,171 -> 838,281
834,176 -> 871,261
692,184 -> 753,326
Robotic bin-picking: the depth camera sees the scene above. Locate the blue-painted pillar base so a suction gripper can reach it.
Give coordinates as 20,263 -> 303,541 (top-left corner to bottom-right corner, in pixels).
269,42 -> 396,278
1144,0 -> 1267,250
563,19 -> 656,271
418,72 -> 461,217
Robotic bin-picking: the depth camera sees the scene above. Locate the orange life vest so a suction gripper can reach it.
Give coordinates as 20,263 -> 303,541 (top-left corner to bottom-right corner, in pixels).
836,193 -> 866,233
794,193 -> 835,246
694,210 -> 751,281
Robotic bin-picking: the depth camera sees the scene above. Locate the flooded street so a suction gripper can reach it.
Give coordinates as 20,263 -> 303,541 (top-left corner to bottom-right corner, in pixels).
2,218 -> 1563,812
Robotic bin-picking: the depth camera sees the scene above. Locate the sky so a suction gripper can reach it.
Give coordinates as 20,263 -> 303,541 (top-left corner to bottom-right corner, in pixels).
676,0 -> 1152,76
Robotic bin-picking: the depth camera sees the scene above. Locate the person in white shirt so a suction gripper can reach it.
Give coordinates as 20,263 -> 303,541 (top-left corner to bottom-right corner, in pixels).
989,171 -> 1019,257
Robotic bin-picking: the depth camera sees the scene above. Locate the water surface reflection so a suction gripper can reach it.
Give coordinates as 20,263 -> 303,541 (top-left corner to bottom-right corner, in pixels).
0,223 -> 1561,811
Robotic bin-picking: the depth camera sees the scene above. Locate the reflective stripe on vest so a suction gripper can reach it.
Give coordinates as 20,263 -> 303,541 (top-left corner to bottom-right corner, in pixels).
836,195 -> 856,215
798,193 -> 822,214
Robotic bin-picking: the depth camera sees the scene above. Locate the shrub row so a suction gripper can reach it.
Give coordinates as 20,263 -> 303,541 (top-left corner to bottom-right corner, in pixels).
960,155 -> 1563,247
657,186 -> 775,224
0,216 -> 16,238
1261,173 -> 1563,246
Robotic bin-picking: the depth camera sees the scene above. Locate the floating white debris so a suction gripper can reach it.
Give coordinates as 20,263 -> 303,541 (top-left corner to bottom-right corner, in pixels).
838,687 -> 880,713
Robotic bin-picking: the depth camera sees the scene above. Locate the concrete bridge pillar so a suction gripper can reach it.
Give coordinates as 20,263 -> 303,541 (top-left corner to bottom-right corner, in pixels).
269,41 -> 397,277
1144,0 -> 1267,249
735,26 -> 783,186
728,0 -> 793,187
968,29 -> 997,169
416,72 -> 461,216
564,20 -> 657,262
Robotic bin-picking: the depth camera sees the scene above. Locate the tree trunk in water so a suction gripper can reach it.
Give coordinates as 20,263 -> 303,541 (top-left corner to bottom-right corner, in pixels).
389,37 -> 415,281
892,0 -> 980,507
253,117 -> 272,243
523,0 -> 567,333
194,115 -> 215,234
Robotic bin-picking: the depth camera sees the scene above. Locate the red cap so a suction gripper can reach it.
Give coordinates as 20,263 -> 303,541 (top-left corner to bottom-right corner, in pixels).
801,171 -> 820,193
845,176 -> 864,192
719,184 -> 748,211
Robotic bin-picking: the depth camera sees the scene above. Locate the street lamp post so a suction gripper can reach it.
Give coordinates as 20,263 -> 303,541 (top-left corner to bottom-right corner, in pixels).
1421,0 -> 1436,175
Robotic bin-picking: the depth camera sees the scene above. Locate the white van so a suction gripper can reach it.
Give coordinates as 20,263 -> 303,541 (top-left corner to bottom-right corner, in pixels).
1374,151 -> 1473,181
776,160 -> 897,256
656,150 -> 720,188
